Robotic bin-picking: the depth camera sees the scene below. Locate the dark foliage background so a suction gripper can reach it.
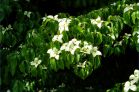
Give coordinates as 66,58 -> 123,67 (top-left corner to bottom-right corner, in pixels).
0,0 -> 139,92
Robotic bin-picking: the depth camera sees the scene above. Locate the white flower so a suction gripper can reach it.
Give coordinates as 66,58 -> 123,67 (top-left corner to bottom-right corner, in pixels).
77,61 -> 87,68
134,69 -> 139,77
108,34 -> 115,40
90,16 -> 103,28
60,43 -> 70,51
130,69 -> 139,84
58,18 -> 71,33
52,34 -> 63,43
47,47 -> 61,60
124,5 -> 133,13
92,47 -> 102,57
60,38 -> 81,55
30,58 -> 42,68
81,41 -> 93,54
47,15 -> 58,20
124,81 -> 137,92
24,11 -> 31,18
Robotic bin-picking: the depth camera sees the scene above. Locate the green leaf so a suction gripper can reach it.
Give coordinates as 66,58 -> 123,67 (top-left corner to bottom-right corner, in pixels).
19,61 -> 25,73
76,54 -> 80,62
50,59 -> 57,71
136,43 -> 139,52
0,30 -> 3,44
94,56 -> 101,69
7,53 -> 17,76
57,57 -> 64,70
93,32 -> 102,45
12,80 -> 24,92
131,12 -> 136,24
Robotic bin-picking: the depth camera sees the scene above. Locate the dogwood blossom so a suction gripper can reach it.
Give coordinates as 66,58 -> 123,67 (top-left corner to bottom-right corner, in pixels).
92,47 -> 102,57
58,18 -> 71,33
77,61 -> 87,68
124,81 -> 137,92
47,47 -> 61,60
129,69 -> 139,84
124,5 -> 133,13
30,58 -> 42,68
80,41 -> 93,54
123,69 -> 139,92
90,16 -> 103,28
52,34 -> 63,43
60,38 -> 81,55
47,15 -> 58,20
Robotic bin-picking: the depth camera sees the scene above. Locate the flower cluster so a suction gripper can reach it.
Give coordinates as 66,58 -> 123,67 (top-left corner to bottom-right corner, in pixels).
90,16 -> 104,28
60,38 -> 81,55
124,69 -> 139,92
30,57 -> 42,68
47,38 -> 102,60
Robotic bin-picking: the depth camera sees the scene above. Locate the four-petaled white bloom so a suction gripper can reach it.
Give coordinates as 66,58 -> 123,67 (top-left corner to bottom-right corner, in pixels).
24,11 -> 31,18
124,69 -> 139,92
52,34 -> 63,43
47,15 -> 58,20
124,81 -> 137,92
30,58 -> 42,68
90,16 -> 103,28
92,47 -> 102,57
58,18 -> 71,33
60,38 -> 81,55
81,41 -> 93,54
124,5 -> 133,13
77,61 -> 87,68
47,47 -> 61,60
129,69 -> 139,84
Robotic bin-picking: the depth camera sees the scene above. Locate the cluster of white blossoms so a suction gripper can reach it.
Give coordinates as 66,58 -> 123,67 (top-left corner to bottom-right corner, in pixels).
90,16 -> 104,28
45,15 -> 102,60
47,38 -> 102,60
60,38 -> 81,55
124,69 -> 139,92
30,57 -> 42,68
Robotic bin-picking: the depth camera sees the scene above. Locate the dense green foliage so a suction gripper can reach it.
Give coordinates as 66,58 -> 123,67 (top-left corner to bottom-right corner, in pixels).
0,0 -> 139,92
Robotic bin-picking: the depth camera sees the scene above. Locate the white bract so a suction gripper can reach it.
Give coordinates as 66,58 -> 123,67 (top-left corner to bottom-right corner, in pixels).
129,69 -> 139,84
47,15 -> 58,20
60,38 -> 81,55
77,61 -> 87,68
80,41 -> 93,54
58,18 -> 71,33
124,81 -> 137,92
90,16 -> 103,28
47,47 -> 61,60
24,11 -> 31,18
124,5 -> 133,13
52,34 -> 63,43
123,69 -> 139,92
92,47 -> 102,57
30,58 -> 42,68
